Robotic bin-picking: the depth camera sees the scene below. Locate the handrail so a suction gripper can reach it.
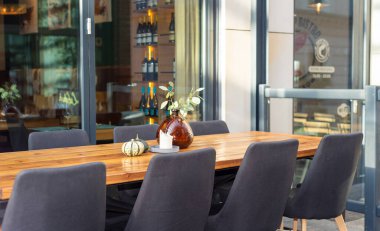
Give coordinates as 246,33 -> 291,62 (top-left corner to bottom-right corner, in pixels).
262,86 -> 365,100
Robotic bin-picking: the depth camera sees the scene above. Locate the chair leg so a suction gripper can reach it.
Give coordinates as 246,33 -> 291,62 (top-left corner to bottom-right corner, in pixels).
335,214 -> 348,231
279,219 -> 284,230
293,218 -> 298,231
301,219 -> 307,231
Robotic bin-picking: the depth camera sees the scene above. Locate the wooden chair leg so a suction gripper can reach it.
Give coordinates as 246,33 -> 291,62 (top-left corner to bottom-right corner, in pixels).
301,219 -> 307,231
335,214 -> 348,231
293,218 -> 298,231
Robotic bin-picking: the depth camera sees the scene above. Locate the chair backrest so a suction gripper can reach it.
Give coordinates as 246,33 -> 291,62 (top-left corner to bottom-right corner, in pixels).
287,133 -> 363,219
5,115 -> 29,151
2,162 -> 106,231
125,148 -> 216,231
189,120 -> 229,136
113,124 -> 159,143
28,129 -> 90,150
206,139 -> 299,231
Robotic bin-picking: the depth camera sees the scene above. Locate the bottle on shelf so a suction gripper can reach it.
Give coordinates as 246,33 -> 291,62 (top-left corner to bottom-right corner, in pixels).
146,19 -> 152,45
152,16 -> 158,45
154,53 -> 158,81
147,51 -> 155,81
142,51 -> 148,81
152,87 -> 159,116
136,18 -> 142,46
153,0 -> 158,8
165,0 -> 172,5
147,0 -> 153,8
141,16 -> 147,45
149,87 -> 156,116
137,0 -> 147,10
138,86 -> 147,112
169,12 -> 175,43
145,87 -> 151,116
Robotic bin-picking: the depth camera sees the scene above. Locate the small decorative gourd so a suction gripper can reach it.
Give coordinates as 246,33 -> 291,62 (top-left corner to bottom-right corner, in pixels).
121,139 -> 145,157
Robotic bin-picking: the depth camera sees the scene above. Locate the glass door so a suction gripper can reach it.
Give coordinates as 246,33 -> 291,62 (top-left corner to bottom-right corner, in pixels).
93,0 -> 205,143
292,0 -> 366,211
0,0 -> 83,152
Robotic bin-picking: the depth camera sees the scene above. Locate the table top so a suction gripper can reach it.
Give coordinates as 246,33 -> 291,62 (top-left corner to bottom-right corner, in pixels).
0,131 -> 321,200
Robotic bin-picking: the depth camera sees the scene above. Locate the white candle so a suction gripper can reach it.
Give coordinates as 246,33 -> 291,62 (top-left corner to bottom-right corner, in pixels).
159,130 -> 173,149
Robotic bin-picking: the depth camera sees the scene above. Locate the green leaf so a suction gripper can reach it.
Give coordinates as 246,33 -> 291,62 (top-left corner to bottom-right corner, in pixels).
169,81 -> 174,87
159,86 -> 168,91
191,97 -> 201,105
160,101 -> 168,109
196,88 -> 204,92
166,92 -> 171,98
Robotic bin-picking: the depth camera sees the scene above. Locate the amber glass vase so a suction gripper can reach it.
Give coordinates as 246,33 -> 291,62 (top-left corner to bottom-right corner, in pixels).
156,110 -> 194,149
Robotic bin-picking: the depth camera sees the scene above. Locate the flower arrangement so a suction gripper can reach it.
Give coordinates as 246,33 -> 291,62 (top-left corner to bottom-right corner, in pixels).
0,82 -> 21,106
159,81 -> 204,117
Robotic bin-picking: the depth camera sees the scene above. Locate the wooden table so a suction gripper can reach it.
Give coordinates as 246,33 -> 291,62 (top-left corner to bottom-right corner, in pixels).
0,131 -> 321,200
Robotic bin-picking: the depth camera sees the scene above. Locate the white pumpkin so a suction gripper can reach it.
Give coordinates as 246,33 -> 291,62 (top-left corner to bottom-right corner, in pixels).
121,139 -> 145,157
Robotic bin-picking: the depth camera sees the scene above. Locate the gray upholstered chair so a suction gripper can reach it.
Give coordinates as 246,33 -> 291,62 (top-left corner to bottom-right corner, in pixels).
124,148 -> 216,231
284,133 -> 363,231
28,129 -> 90,150
189,120 -> 229,136
113,124 -> 159,143
1,162 -> 106,231
205,139 -> 299,231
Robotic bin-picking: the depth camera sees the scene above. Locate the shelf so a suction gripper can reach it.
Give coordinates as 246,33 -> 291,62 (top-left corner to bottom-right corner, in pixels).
159,43 -> 175,46
160,3 -> 174,9
160,71 -> 175,74
134,44 -> 158,48
133,7 -> 158,13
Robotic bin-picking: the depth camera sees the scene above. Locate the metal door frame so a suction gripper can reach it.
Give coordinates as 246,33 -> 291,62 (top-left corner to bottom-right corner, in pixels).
258,84 -> 380,230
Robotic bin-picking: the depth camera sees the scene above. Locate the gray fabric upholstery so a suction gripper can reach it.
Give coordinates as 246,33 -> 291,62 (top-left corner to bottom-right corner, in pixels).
189,120 -> 229,136
124,148 -> 216,231
28,129 -> 90,150
113,124 -> 159,143
2,162 -> 106,231
284,133 -> 363,219
0,200 -> 6,224
205,139 -> 299,231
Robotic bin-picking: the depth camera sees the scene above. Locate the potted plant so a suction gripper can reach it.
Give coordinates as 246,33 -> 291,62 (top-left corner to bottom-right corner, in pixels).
0,82 -> 21,114
157,81 -> 204,148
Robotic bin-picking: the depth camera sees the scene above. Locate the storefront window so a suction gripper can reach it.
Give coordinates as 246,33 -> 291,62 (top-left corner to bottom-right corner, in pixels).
0,0 -> 81,152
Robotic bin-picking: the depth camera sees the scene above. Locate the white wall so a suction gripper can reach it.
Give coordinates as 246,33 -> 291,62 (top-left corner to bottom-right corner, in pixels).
267,0 -> 294,134
371,0 -> 380,85
220,0 -> 252,132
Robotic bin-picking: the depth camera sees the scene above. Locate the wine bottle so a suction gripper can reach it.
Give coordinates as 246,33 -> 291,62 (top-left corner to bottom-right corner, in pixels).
154,54 -> 158,81
138,86 -> 147,112
147,51 -> 155,81
152,87 -> 159,116
147,0 -> 153,8
136,0 -> 141,10
145,87 -> 151,116
146,19 -> 152,45
153,0 -> 158,8
141,51 -> 148,81
141,0 -> 147,9
149,88 -> 155,116
141,16 -> 147,45
136,18 -> 142,46
169,12 -> 175,43
165,0 -> 172,5
153,16 -> 158,44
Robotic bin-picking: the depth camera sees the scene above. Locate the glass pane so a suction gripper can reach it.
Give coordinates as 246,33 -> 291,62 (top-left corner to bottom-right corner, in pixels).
0,0 -> 81,152
95,0 -> 204,143
293,0 -> 365,209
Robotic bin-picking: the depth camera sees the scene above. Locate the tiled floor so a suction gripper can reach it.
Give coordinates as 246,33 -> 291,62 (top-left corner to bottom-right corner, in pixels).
282,211 -> 364,231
